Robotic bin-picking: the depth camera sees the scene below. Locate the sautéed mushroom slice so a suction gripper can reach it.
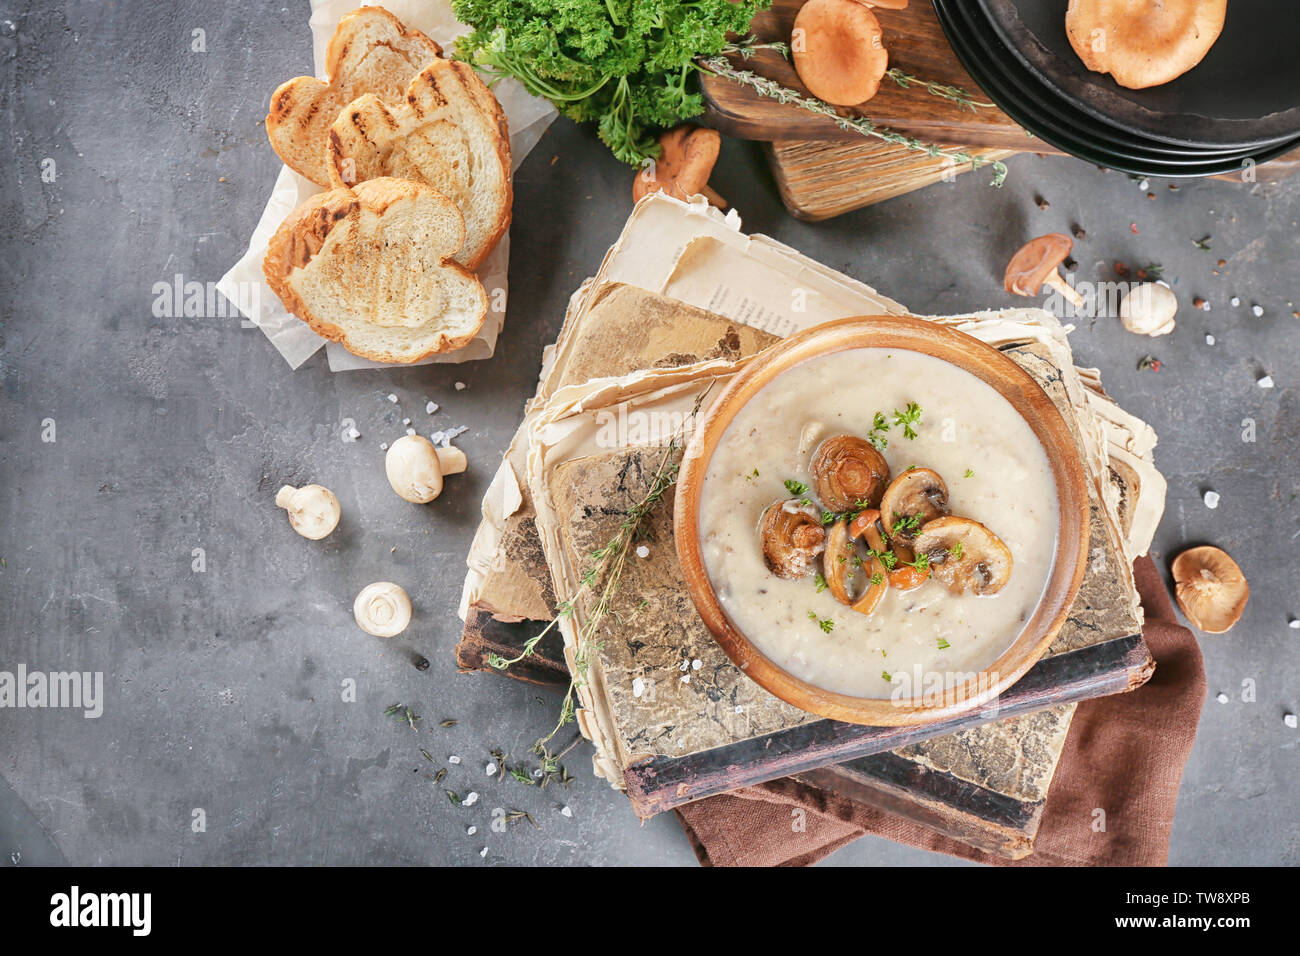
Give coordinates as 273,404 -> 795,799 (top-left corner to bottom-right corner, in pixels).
912,516 -> 1013,596
760,499 -> 826,580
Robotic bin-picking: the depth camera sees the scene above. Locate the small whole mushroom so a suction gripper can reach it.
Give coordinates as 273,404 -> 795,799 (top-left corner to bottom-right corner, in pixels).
811,435 -> 891,513
792,0 -> 890,107
1171,546 -> 1249,633
633,125 -> 726,208
1005,233 -> 1085,310
1119,282 -> 1178,336
354,581 -> 412,638
275,484 -> 340,540
385,435 -> 467,503
760,499 -> 826,579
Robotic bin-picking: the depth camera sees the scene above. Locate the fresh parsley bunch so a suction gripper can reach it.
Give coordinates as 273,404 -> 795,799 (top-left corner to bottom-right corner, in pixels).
451,0 -> 770,165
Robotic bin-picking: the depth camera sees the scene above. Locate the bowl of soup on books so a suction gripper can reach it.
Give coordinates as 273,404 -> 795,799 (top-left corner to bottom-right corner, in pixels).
674,316 -> 1089,726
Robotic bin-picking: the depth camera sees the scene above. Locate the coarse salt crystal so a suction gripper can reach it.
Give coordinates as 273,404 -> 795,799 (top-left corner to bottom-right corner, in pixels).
402,418 -> 411,426
1216,693 -> 1229,704
1252,305 -> 1265,317
680,674 -> 690,684
467,825 -> 477,836
679,660 -> 689,671
635,545 -> 650,558
1138,178 -> 1149,191
479,846 -> 488,858
560,806 -> 573,818
379,442 -> 388,451
346,426 -> 360,440
387,393 -> 398,403
1230,296 -> 1241,307
1284,713 -> 1298,729
463,791 -> 479,807
632,677 -> 645,697
486,763 -> 497,776
448,755 -> 461,765
426,401 -> 438,414
692,659 -> 702,670
405,427 -> 416,436
1204,490 -> 1221,509
1289,618 -> 1300,629
734,705 -> 744,714
1258,375 -> 1274,388
1205,334 -> 1216,345
454,381 -> 466,391
1200,300 -> 1211,311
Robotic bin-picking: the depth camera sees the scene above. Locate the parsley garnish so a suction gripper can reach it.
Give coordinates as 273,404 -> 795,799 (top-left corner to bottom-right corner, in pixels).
869,572 -> 884,587
882,670 -> 893,682
964,468 -> 974,478
891,513 -> 921,535
784,479 -> 809,496
808,611 -> 835,633
949,541 -> 964,560
893,402 -> 922,440
937,637 -> 951,650
814,572 -> 828,593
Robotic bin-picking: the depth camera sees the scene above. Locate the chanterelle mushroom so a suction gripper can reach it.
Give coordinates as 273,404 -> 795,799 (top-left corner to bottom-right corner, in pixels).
912,516 -> 1013,596
353,582 -> 412,638
275,484 -> 340,540
811,435 -> 891,513
1171,546 -> 1249,633
793,0 -> 890,107
879,467 -> 950,547
1119,282 -> 1177,336
633,125 -> 726,208
760,499 -> 826,579
1005,233 -> 1084,309
1066,0 -> 1227,90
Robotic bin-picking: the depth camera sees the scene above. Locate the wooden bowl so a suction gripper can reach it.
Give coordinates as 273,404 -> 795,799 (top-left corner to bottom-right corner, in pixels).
674,316 -> 1089,726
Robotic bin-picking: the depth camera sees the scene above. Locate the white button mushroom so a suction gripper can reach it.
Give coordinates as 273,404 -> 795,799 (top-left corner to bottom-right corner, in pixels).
385,435 -> 445,503
1119,282 -> 1177,336
275,484 -> 340,540
353,582 -> 412,637
385,435 -> 468,502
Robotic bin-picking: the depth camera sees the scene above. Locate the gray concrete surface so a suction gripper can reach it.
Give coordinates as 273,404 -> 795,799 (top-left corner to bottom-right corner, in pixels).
0,1 -> 1296,867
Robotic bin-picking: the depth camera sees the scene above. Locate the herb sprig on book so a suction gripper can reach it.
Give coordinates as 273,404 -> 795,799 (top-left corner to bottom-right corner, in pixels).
490,391 -> 708,768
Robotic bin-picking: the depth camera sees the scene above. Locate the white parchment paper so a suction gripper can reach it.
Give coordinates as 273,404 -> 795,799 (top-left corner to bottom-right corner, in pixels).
217,0 -> 557,371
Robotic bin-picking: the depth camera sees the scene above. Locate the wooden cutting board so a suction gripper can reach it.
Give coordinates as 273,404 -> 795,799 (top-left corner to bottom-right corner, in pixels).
702,0 -> 1299,221
700,0 -> 1058,152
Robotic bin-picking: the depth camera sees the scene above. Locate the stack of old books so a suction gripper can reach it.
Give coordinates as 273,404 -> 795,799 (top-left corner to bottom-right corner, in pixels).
456,194 -> 1167,859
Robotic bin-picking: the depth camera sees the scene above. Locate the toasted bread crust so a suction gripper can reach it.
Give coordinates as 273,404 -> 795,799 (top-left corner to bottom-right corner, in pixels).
265,6 -> 441,186
262,179 -> 486,364
326,59 -> 512,270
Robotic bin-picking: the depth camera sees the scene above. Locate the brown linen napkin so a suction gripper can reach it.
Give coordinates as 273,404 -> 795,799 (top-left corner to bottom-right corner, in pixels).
674,555 -> 1206,866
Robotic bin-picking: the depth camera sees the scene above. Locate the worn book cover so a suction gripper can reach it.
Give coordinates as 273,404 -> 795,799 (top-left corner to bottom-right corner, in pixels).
457,196 -> 1165,843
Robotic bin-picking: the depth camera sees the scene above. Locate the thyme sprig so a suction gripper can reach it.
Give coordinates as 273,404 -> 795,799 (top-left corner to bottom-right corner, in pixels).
502,391 -> 710,768
886,69 -> 995,111
700,56 -> 1008,186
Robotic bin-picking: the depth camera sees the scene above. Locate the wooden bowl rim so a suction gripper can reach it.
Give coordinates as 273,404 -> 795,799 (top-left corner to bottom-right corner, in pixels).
673,315 -> 1090,727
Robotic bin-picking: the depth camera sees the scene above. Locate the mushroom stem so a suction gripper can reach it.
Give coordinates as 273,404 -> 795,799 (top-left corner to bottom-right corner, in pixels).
700,185 -> 728,209
1043,270 -> 1085,308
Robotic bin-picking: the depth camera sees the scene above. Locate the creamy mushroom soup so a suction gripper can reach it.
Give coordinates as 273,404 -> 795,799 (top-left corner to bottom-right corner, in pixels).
699,347 -> 1059,700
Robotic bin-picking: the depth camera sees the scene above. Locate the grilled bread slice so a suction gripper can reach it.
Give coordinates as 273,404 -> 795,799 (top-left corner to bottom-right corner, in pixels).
266,6 -> 441,187
327,59 -> 511,270
263,178 -> 487,364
